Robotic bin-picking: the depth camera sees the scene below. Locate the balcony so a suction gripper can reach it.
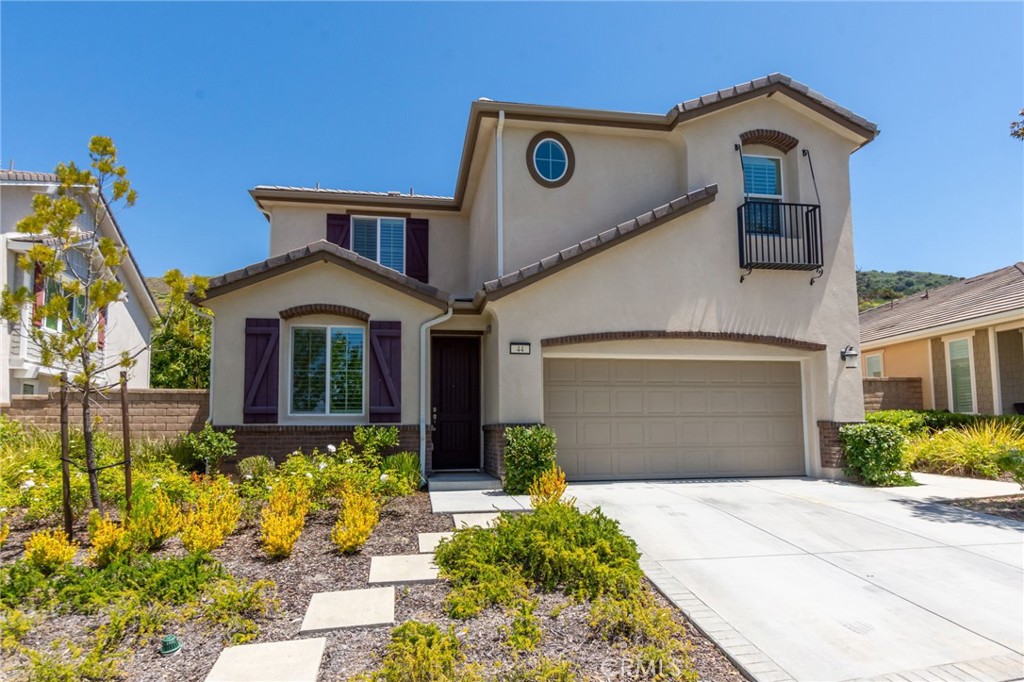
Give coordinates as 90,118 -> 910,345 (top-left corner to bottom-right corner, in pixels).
737,201 -> 823,273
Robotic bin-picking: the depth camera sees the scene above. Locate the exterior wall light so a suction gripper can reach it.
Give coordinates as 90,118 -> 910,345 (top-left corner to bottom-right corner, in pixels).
840,345 -> 860,370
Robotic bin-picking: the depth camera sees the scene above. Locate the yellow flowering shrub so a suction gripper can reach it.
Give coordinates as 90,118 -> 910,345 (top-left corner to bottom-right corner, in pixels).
528,466 -> 572,508
181,475 -> 241,553
259,479 -> 311,558
331,485 -> 379,554
86,512 -> 132,568
129,488 -> 184,550
0,514 -> 9,548
24,528 -> 78,574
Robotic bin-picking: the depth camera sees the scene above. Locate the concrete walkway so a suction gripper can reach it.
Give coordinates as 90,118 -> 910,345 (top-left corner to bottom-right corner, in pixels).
568,474 -> 1024,682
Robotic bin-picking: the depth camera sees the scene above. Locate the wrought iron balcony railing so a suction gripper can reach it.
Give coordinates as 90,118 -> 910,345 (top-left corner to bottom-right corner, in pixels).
737,201 -> 823,275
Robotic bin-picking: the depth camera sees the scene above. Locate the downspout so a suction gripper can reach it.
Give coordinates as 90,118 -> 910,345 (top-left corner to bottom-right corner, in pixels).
419,302 -> 454,482
199,308 -> 215,424
496,110 -> 505,277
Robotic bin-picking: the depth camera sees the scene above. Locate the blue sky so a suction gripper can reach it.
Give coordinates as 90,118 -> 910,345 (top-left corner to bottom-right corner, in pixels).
2,2 -> 1021,280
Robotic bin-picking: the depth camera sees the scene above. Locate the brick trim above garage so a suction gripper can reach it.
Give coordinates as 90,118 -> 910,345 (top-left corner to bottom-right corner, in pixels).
541,330 -> 826,352
279,303 -> 370,322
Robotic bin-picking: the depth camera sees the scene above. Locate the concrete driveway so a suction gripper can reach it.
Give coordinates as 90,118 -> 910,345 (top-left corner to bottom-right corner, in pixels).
568,474 -> 1024,682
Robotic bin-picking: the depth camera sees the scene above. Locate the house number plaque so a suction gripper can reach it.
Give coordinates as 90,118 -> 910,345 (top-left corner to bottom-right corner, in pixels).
509,342 -> 531,355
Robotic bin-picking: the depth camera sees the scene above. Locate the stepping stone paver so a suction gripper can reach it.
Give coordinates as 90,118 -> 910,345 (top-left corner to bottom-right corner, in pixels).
418,532 -> 454,553
299,586 -> 395,635
205,637 -> 326,682
368,553 -> 439,584
453,512 -> 501,528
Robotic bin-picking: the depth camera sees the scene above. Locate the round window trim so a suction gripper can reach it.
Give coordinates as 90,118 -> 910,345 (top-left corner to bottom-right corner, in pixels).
526,131 -> 575,188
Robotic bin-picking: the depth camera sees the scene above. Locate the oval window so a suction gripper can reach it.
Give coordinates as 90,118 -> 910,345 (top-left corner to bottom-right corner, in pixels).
526,132 -> 574,187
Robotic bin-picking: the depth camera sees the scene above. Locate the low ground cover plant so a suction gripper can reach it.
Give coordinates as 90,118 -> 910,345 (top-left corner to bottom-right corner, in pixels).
503,425 -> 558,495
353,620 -> 483,682
905,421 -> 1024,479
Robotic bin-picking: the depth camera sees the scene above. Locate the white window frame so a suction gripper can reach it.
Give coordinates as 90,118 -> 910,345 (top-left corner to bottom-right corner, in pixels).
742,154 -> 784,202
41,276 -> 87,334
864,352 -> 884,378
533,138 -> 569,183
351,216 -> 406,275
20,382 -> 37,396
944,333 -> 978,414
288,324 -> 366,417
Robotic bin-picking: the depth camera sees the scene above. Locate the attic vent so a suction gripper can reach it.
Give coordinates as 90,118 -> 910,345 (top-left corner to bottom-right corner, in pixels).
387,191 -> 401,196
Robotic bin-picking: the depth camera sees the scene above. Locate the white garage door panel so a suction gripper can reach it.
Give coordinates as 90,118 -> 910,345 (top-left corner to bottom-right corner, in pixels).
544,358 -> 805,480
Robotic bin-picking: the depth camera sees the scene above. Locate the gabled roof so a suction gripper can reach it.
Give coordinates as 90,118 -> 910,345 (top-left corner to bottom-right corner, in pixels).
859,263 -> 1024,345
481,184 -> 718,302
201,240 -> 450,309
0,169 -> 160,320
251,73 -> 878,213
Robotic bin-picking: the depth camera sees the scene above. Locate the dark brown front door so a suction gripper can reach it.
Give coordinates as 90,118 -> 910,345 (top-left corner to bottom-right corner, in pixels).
431,336 -> 481,470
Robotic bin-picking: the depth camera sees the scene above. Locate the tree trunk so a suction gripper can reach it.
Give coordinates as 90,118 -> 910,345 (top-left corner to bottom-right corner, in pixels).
81,347 -> 101,509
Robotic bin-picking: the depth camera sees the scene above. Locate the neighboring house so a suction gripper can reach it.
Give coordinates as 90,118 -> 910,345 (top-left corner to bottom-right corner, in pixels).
0,169 -> 158,405
859,263 -> 1024,415
201,73 -> 878,480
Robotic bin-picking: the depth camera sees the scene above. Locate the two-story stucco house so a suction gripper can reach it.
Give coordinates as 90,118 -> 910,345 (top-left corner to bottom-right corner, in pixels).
0,169 -> 157,405
201,73 -> 878,481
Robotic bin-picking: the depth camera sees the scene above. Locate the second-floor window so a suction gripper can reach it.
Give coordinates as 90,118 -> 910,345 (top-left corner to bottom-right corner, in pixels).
742,155 -> 783,234
43,278 -> 87,332
352,217 -> 405,274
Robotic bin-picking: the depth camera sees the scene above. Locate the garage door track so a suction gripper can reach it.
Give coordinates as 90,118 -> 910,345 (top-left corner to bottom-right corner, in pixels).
568,474 -> 1024,682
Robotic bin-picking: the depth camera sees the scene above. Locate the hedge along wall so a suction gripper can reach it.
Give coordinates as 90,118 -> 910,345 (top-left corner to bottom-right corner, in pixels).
1,389 -> 210,441
863,378 -> 923,412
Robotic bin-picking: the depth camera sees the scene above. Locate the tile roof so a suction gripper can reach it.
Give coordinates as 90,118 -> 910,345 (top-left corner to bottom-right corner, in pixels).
482,185 -> 718,300
859,263 -> 1024,344
202,240 -> 450,308
671,73 -> 878,137
0,169 -> 60,183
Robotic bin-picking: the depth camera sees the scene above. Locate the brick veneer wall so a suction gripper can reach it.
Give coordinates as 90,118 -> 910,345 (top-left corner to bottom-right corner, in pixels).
1,389 -> 209,440
482,423 -> 542,480
862,378 -> 924,412
817,420 -> 862,470
223,424 -> 429,469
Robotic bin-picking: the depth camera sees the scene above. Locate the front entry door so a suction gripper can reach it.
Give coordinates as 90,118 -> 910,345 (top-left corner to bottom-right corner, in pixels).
431,336 -> 481,470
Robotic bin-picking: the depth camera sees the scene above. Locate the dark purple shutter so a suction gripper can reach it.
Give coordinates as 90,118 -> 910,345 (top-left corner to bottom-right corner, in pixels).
326,214 -> 351,249
32,263 -> 45,327
243,318 -> 280,424
405,218 -> 429,283
368,321 -> 401,423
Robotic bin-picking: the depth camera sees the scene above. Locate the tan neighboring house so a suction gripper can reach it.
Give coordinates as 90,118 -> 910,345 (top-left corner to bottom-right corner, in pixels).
0,170 -> 158,405
200,73 -> 879,481
859,263 -> 1024,415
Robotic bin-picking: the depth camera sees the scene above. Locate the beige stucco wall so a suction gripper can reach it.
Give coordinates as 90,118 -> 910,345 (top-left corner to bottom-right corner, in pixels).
467,132 -> 499,290
205,261 -> 442,425
499,123 -> 685,276
267,205 -> 471,296
862,339 -> 935,409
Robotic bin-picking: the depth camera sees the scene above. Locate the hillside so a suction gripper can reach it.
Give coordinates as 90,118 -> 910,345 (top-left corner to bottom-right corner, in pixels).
857,269 -> 961,311
145,276 -> 171,312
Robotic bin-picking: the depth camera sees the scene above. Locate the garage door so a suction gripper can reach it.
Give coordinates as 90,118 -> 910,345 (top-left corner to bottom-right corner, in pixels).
544,358 -> 805,480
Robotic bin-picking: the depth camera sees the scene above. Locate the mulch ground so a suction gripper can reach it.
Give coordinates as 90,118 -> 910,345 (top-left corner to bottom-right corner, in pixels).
949,494 -> 1024,522
2,493 -> 744,681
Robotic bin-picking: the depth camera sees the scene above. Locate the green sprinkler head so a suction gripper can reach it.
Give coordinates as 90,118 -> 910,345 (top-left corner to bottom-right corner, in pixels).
159,634 -> 182,657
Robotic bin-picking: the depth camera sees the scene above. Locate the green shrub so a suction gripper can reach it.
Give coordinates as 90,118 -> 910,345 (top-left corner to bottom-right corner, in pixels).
0,415 -> 26,450
0,607 -> 33,650
998,449 -> 1024,489
354,425 -> 400,466
202,578 -> 277,644
382,452 -> 422,491
127,487 -> 184,550
180,475 -> 241,553
237,455 -> 275,482
838,423 -> 912,486
906,421 -> 1024,479
498,658 -> 579,682
23,636 -> 123,682
503,425 -> 558,495
353,620 -> 482,682
501,598 -> 542,651
866,410 -> 929,435
183,423 -> 237,474
435,502 -> 642,617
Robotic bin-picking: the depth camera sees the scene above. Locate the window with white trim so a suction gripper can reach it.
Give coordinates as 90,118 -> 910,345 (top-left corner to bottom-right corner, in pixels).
742,155 -> 783,234
352,217 -> 405,274
946,338 -> 975,413
43,278 -> 87,332
290,326 -> 364,415
865,354 -> 883,378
